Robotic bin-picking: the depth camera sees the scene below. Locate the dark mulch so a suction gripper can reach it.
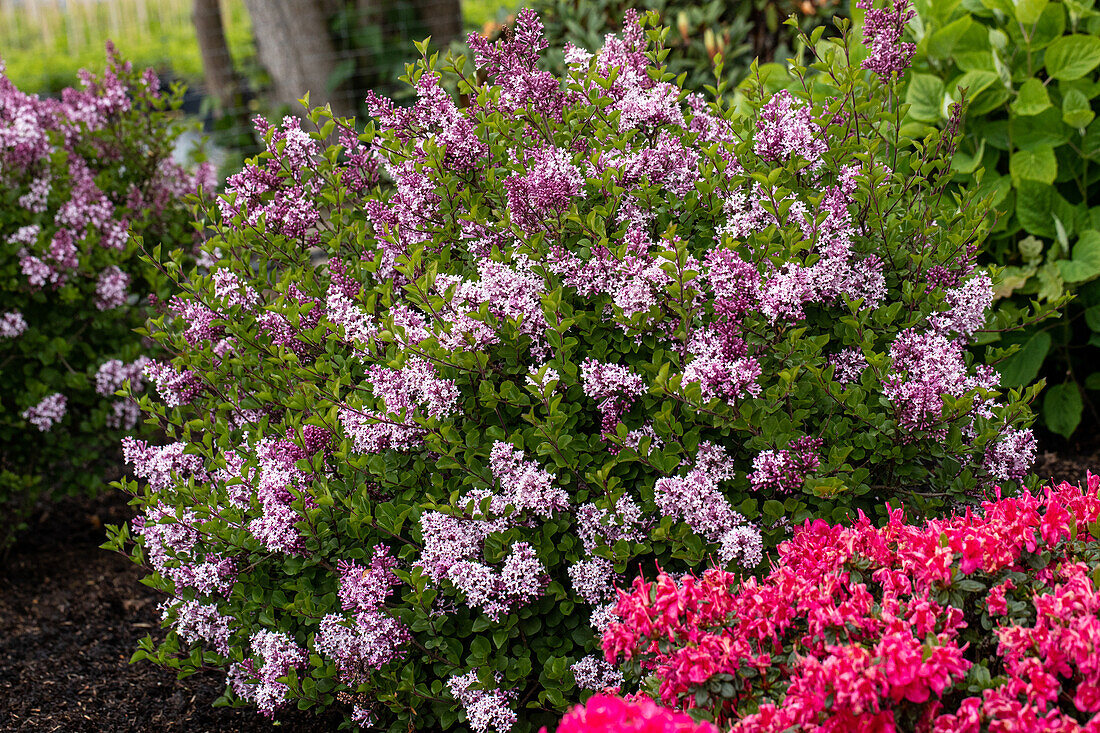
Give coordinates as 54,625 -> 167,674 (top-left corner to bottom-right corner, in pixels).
0,492 -> 342,733
1,445 -> 1098,733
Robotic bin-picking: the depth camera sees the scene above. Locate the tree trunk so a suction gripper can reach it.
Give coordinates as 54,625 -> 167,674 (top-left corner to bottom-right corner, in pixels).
241,0 -> 356,118
192,0 -> 240,112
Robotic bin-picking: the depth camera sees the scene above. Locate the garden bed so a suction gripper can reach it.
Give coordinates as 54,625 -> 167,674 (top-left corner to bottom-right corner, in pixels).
0,446 -> 1093,732
0,491 -> 342,732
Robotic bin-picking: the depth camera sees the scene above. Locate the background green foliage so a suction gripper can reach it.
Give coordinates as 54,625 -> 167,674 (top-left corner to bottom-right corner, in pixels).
901,0 -> 1100,439
494,0 -> 847,92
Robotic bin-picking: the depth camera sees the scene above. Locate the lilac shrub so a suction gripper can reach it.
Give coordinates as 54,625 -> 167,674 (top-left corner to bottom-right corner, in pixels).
0,46 -> 208,547
110,7 -> 1042,731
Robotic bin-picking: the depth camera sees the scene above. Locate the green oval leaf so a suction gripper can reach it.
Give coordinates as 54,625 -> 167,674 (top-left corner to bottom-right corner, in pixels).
1057,230 -> 1100,283
1010,78 -> 1052,116
1043,382 -> 1083,438
999,330 -> 1051,387
1010,146 -> 1058,185
1044,34 -> 1100,80
905,74 -> 946,122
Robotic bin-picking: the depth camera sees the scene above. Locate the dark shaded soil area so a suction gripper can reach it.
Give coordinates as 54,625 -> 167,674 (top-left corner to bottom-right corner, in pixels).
0,492 -> 342,733
1,447 -> 1098,732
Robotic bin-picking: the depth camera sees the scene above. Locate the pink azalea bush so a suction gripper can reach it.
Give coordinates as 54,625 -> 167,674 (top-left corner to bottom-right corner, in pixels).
545,694 -> 718,733
110,4 -> 1044,730
0,45 -> 209,546
604,476 -> 1100,731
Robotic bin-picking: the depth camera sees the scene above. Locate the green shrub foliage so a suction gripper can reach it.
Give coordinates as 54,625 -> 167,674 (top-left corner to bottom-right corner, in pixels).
902,0 -> 1100,438
110,9 -> 1041,730
0,47 -> 207,547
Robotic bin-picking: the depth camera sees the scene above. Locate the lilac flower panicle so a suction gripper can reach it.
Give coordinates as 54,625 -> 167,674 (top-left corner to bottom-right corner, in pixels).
858,0 -> 916,79
570,655 -> 624,691
984,426 -> 1037,482
163,599 -> 233,655
22,393 -> 67,431
447,670 -> 517,733
568,556 -> 615,604
487,442 -> 568,516
231,630 -> 307,717
0,311 -> 27,338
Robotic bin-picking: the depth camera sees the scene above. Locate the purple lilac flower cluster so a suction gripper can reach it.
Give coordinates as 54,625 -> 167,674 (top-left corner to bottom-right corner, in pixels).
230,630 -> 307,717
447,670 -> 518,733
654,442 -> 763,567
21,393 -> 67,432
314,546 -> 411,681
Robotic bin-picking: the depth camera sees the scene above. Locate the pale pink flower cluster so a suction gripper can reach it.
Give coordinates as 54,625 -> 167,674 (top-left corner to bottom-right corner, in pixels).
883,329 -> 1000,438
143,359 -> 202,407
581,358 -> 647,434
95,356 -> 149,396
162,599 -> 233,655
230,630 -> 307,717
122,437 -> 208,492
653,442 -> 763,567
21,392 -> 67,431
984,425 -> 1038,483
0,310 -> 27,338
339,357 -> 459,453
447,541 -> 546,621
570,655 -> 623,692
932,273 -> 993,337
314,547 -> 411,679
858,0 -> 916,80
213,268 -> 260,310
753,90 -> 827,167
505,146 -> 585,234
488,441 -> 569,516
447,669 -> 517,733
749,437 -> 823,494
829,348 -> 867,385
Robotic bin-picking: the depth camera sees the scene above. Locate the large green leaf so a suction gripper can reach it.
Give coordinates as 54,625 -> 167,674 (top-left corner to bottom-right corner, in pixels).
1015,180 -> 1055,238
905,74 -> 946,122
1044,34 -> 1100,80
1063,89 -> 1096,129
1057,231 -> 1100,283
1011,107 -> 1070,150
1085,119 -> 1100,160
999,330 -> 1051,387
927,15 -> 974,60
1044,382 -> 1083,438
1028,3 -> 1067,49
1010,78 -> 1052,116
1009,146 -> 1058,184
1015,0 -> 1049,24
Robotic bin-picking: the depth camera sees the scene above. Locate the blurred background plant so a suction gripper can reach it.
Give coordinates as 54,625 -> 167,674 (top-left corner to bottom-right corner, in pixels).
479,0 -> 845,92
899,0 -> 1100,442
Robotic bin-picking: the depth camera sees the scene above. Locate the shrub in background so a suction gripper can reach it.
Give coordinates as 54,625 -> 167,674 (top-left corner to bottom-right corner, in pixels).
902,0 -> 1100,439
110,5 -> 1039,730
484,0 -> 846,94
0,46 -> 210,547
605,476 -> 1100,731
